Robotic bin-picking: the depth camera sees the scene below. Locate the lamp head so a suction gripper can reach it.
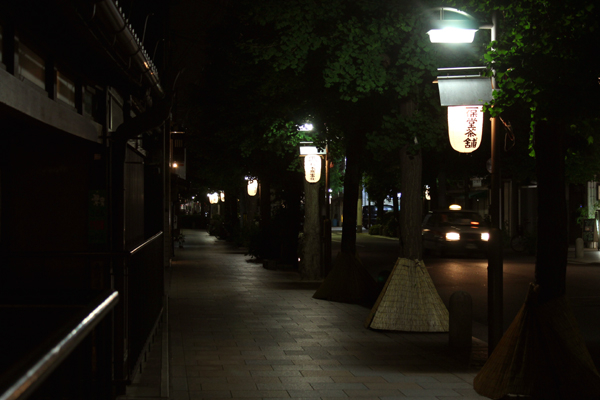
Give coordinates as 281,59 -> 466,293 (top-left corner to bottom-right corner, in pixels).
427,8 -> 479,43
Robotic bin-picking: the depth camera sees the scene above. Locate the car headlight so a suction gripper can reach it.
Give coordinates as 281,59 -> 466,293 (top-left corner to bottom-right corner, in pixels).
446,232 -> 460,241
481,232 -> 490,241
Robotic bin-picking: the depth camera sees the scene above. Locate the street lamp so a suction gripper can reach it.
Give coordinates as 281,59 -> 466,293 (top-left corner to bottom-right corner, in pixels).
427,8 -> 479,43
428,8 -> 503,354
299,142 -> 326,183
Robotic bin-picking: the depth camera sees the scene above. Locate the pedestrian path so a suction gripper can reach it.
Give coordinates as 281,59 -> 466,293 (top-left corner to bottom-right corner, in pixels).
165,229 -> 487,400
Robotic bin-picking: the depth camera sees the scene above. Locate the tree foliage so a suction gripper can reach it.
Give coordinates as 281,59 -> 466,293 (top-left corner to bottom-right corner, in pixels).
241,0 -> 452,150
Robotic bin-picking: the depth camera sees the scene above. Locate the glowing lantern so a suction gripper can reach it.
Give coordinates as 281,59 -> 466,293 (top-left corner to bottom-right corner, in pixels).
304,154 -> 322,183
247,179 -> 258,196
220,191 -> 225,202
447,106 -> 483,153
208,193 -> 219,204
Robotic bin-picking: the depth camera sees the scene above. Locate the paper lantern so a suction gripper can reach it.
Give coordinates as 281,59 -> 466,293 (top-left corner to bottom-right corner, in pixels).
247,180 -> 258,196
304,154 -> 321,183
448,106 -> 483,153
208,193 -> 219,204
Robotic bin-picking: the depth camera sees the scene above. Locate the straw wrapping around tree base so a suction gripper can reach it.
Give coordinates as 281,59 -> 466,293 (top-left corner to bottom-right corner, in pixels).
474,283 -> 600,399
365,257 -> 449,332
312,251 -> 376,305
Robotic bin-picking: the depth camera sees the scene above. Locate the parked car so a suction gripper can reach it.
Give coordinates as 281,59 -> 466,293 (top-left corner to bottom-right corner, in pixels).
422,209 -> 489,257
362,205 -> 393,227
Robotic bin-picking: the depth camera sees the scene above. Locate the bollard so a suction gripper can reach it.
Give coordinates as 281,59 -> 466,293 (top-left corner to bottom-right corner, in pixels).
576,237 -> 584,259
449,291 -> 473,348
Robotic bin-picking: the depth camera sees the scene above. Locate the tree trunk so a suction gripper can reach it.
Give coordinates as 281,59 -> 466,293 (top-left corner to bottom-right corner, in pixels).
300,177 -> 322,280
534,120 -> 568,303
259,177 -> 271,230
376,198 -> 384,226
313,131 -> 377,304
392,188 -> 399,234
474,119 -> 600,399
399,145 -> 423,260
341,134 -> 362,254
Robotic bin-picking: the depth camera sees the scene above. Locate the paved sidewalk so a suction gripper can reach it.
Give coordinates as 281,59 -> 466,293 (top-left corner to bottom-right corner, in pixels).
167,229 -> 488,400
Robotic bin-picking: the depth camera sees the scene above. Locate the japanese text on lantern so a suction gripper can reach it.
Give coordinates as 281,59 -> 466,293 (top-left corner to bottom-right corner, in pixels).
464,108 -> 478,149
447,106 -> 483,153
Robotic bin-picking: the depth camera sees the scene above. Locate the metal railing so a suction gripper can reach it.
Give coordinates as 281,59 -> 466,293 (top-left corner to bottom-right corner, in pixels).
3,231 -> 165,397
127,232 -> 165,380
0,291 -> 119,400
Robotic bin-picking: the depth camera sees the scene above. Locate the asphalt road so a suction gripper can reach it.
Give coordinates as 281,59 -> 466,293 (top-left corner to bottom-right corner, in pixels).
331,229 -> 600,364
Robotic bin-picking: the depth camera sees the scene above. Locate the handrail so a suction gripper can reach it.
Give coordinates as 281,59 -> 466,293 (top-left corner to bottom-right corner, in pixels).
129,231 -> 163,255
0,291 -> 119,400
7,231 -> 164,258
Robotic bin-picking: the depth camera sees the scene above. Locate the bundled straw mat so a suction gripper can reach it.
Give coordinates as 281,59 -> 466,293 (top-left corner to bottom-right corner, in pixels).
474,283 -> 600,399
366,257 -> 449,332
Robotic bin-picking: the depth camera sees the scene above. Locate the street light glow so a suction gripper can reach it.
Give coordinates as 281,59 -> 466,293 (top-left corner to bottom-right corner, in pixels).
427,28 -> 477,43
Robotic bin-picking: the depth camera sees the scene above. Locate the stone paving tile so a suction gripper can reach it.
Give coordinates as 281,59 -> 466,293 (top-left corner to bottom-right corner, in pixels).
451,388 -> 489,398
188,390 -> 232,399
230,390 -> 290,397
399,388 -> 464,397
331,376 -> 387,383
279,376 -> 335,384
256,382 -> 313,391
364,382 -> 424,390
249,370 -> 303,377
343,389 -> 404,397
286,390 -> 348,398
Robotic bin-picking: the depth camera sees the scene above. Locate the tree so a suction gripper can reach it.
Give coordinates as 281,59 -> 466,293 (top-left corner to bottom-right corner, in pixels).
449,0 -> 600,397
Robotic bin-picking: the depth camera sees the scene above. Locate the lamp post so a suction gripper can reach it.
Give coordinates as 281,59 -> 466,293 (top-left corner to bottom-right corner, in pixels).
428,8 -> 503,354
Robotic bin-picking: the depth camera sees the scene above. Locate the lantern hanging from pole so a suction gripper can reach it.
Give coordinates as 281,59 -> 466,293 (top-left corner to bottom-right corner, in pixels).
447,105 -> 483,153
247,179 -> 258,196
304,154 -> 322,183
208,193 -> 219,204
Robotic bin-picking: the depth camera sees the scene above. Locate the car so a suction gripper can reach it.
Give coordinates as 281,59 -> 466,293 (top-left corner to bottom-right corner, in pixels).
362,205 -> 394,227
422,208 -> 489,257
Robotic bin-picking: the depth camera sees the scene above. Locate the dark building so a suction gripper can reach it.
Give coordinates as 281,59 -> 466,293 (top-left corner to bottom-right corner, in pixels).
0,1 -> 175,398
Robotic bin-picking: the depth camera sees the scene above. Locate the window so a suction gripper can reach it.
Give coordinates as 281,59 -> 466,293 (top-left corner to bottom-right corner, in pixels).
83,85 -> 97,119
56,70 -> 75,107
16,39 -> 45,90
